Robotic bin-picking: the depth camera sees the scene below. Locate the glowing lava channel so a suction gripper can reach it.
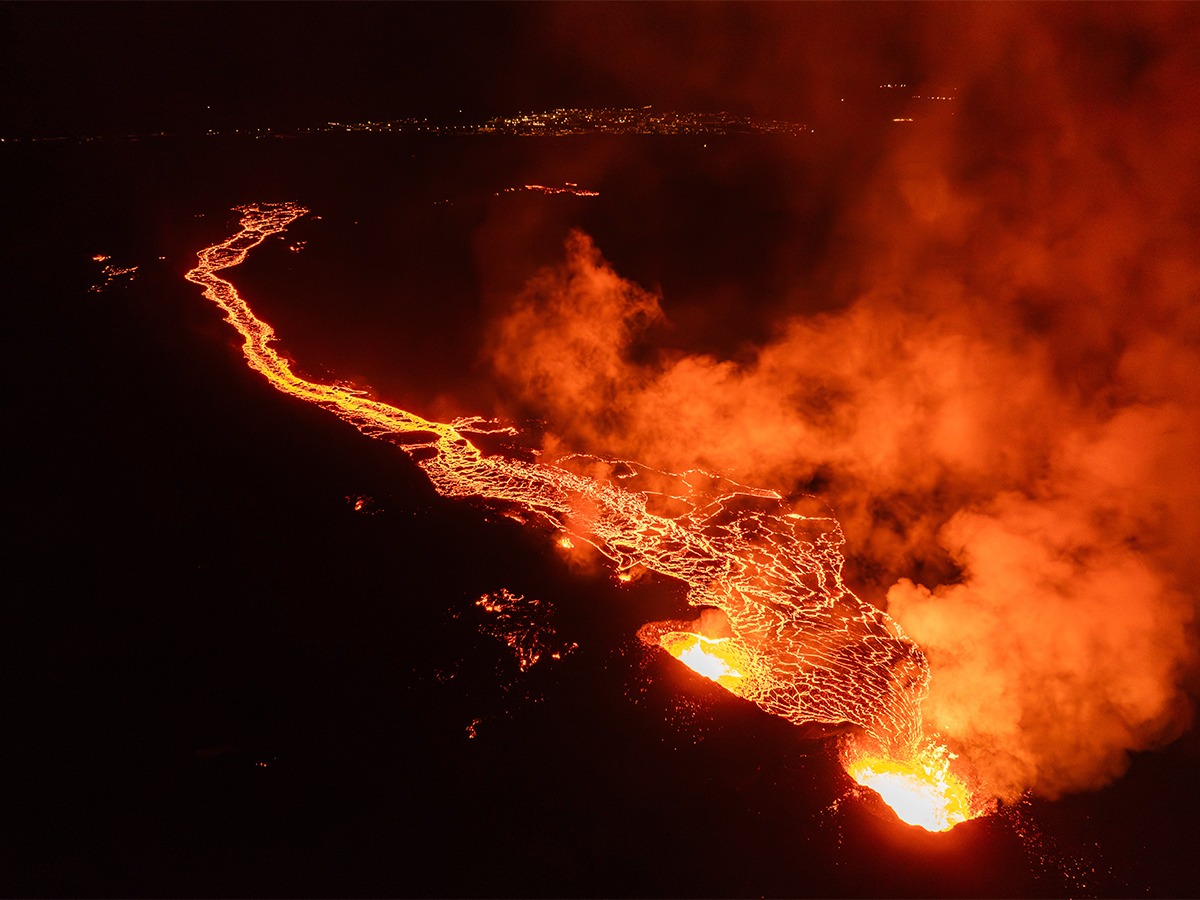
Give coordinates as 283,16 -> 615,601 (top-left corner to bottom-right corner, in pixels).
186,203 -> 978,827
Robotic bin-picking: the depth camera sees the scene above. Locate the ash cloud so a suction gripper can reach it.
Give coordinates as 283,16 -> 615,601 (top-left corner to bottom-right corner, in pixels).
483,5 -> 1200,799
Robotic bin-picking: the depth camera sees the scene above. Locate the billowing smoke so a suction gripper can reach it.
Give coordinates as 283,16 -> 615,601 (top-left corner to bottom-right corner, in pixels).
483,5 -> 1200,799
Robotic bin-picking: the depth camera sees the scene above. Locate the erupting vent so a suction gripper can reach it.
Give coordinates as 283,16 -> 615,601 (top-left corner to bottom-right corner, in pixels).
660,632 -> 747,688
186,203 -> 979,830
843,741 -> 973,831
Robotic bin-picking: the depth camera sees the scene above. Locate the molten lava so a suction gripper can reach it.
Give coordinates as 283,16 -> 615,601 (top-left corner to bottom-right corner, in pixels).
843,740 -> 973,832
185,203 -> 980,825
660,632 -> 746,689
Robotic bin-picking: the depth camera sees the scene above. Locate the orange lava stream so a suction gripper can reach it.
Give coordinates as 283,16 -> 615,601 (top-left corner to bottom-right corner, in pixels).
186,204 -> 976,821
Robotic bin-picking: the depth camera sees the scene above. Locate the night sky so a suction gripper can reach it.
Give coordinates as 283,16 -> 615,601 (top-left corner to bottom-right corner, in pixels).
5,4 -> 1200,898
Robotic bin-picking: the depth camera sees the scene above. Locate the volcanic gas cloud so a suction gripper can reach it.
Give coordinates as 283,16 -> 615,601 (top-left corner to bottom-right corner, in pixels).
486,5 -> 1200,800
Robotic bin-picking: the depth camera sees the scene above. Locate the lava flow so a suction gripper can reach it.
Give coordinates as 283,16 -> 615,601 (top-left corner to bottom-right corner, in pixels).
186,202 -> 981,829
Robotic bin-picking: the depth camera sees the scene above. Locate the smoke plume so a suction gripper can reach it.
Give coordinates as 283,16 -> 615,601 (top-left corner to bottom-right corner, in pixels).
483,5 -> 1200,799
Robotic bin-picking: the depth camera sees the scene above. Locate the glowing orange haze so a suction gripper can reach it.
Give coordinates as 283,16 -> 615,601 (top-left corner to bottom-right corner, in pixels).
489,6 -> 1200,801
488,228 -> 1200,801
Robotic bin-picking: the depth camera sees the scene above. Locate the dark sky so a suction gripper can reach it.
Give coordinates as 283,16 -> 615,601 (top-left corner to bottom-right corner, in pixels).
2,3 -> 582,136
0,2 -> 936,137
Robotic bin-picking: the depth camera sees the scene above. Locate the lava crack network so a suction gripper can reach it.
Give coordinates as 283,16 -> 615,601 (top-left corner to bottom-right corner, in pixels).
186,203 -> 930,755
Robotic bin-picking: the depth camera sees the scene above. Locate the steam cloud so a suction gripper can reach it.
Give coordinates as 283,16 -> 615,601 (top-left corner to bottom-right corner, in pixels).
483,5 -> 1200,799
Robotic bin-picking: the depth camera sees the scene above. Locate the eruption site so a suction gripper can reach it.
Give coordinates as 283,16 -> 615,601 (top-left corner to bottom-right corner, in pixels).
186,203 -> 975,830
487,4 -> 1200,807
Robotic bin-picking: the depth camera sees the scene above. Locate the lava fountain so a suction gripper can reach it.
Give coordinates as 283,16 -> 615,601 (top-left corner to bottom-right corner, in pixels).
185,202 -> 982,830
